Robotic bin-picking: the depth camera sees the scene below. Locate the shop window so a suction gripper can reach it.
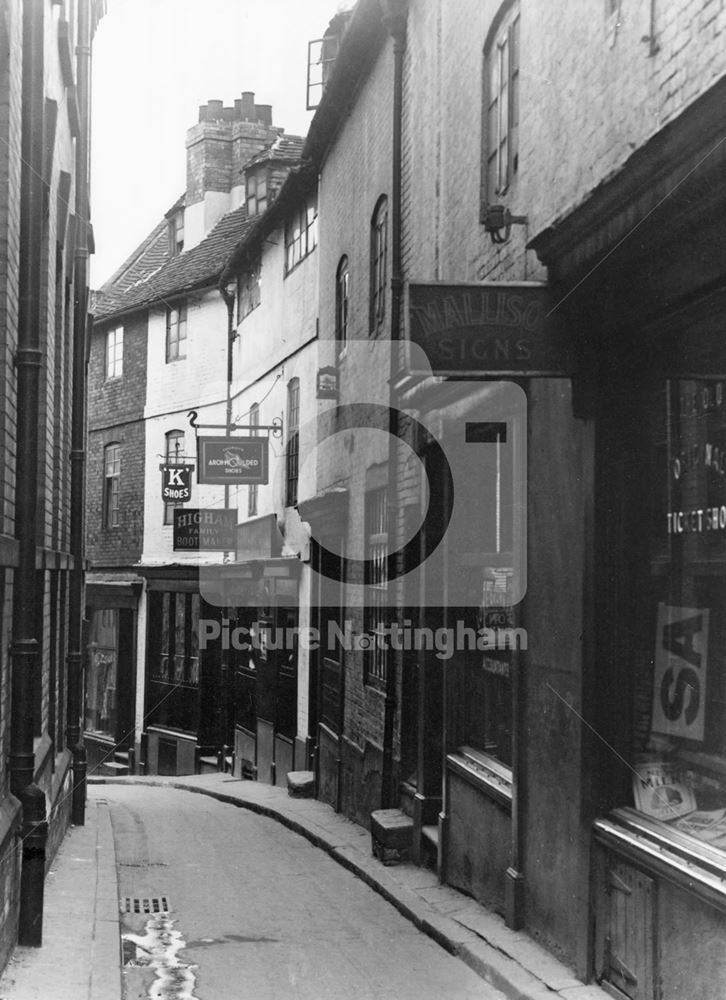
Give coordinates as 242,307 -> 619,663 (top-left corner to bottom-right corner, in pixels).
105,326 -> 123,379
146,591 -> 201,734
364,486 -> 389,689
446,417 -> 517,768
628,378 -> 726,850
85,609 -> 118,738
483,1 -> 520,203
166,302 -> 187,362
103,442 -> 120,528
335,255 -> 349,356
285,379 -> 300,507
369,196 -> 388,334
285,196 -> 317,273
248,403 -> 259,517
163,429 -> 185,525
238,260 -> 261,320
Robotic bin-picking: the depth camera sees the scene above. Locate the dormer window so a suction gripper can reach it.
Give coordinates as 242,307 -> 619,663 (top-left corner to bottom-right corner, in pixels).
168,210 -> 184,257
246,170 -> 268,217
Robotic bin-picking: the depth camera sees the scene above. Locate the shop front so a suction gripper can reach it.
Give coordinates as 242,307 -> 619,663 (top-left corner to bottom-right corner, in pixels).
228,515 -> 303,786
84,574 -> 142,776
141,566 -> 224,775
530,77 -> 726,998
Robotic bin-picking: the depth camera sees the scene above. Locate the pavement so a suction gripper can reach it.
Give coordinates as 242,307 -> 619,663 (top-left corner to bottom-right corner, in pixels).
0,792 -> 121,1000
0,773 -> 611,1000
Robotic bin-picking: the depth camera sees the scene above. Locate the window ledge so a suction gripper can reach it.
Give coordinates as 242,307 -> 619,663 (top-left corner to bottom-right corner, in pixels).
447,746 -> 512,807
594,807 -> 726,913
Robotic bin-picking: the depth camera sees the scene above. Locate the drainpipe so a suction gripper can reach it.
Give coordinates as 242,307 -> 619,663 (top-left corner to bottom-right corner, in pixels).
380,0 -> 407,810
219,281 -> 237,759
11,0 -> 47,947
67,0 -> 92,826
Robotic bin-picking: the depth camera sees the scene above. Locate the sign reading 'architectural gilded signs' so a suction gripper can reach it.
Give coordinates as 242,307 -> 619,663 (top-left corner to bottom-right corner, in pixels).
408,282 -> 572,376
197,436 -> 269,485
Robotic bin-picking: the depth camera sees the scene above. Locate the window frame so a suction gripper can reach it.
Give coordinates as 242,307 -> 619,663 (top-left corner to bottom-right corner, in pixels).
103,442 -> 121,529
245,169 -> 268,218
105,326 -> 123,379
335,255 -> 350,356
166,301 -> 187,363
168,211 -> 184,257
483,1 -> 521,204
369,197 -> 388,334
364,485 -> 389,689
238,260 -> 261,321
284,196 -> 318,275
285,379 -> 300,507
163,429 -> 186,526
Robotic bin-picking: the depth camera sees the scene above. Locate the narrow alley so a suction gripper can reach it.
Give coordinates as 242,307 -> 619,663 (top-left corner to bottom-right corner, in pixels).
107,783 -> 495,1000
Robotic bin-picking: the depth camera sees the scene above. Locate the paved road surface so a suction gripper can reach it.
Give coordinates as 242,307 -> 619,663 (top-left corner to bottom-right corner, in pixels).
100,783 -> 496,999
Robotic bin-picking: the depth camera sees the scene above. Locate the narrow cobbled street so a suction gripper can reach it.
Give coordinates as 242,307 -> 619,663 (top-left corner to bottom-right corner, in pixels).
105,784 -> 496,1000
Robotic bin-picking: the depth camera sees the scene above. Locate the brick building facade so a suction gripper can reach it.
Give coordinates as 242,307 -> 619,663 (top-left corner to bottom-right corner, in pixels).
0,0 -> 104,968
81,1 -> 726,995
294,1 -> 726,997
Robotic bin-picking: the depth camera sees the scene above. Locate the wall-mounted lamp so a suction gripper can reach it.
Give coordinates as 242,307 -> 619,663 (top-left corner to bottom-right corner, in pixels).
481,204 -> 528,245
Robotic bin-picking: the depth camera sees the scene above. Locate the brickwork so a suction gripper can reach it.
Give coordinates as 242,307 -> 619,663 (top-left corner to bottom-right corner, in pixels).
315,40 -> 397,797
86,310 -> 148,567
0,0 -> 102,972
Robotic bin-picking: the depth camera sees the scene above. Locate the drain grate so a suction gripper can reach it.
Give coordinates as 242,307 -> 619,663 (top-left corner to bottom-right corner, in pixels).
121,896 -> 170,914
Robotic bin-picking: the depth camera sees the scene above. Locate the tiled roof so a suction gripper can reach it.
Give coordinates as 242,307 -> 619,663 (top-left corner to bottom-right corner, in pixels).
96,215 -> 171,302
94,204 -> 255,322
246,133 -> 306,169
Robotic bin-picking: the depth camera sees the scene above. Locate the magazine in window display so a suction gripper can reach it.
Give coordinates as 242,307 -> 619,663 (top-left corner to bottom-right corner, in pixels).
632,759 -> 697,821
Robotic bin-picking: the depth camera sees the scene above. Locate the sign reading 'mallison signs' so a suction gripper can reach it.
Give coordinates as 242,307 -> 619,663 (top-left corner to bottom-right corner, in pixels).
408,282 -> 573,377
197,436 -> 269,485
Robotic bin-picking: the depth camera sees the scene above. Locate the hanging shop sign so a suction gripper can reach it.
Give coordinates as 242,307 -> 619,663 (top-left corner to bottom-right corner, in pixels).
197,436 -> 269,485
407,282 -> 573,377
173,508 -> 237,551
316,366 -> 339,400
159,464 -> 194,503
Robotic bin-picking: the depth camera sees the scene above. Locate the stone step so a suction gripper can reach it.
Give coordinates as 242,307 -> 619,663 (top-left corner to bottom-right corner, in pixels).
287,771 -> 314,798
421,823 -> 439,847
99,760 -> 129,777
370,808 -> 414,866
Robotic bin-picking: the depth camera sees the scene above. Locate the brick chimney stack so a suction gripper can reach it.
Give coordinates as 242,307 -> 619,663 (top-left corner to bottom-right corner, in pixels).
184,91 -> 281,250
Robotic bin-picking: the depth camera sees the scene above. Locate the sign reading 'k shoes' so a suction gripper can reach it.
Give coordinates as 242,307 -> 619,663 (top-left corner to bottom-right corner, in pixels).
160,464 -> 194,503
197,436 -> 269,485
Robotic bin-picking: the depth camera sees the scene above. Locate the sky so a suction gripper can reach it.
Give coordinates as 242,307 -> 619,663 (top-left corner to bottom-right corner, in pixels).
90,0 -> 344,287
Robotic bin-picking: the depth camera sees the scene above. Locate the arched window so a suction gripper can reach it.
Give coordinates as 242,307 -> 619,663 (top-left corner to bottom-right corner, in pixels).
248,403 -> 260,517
369,196 -> 388,334
164,429 -> 185,525
483,1 -> 520,203
103,443 -> 121,528
285,379 -> 300,507
335,255 -> 349,355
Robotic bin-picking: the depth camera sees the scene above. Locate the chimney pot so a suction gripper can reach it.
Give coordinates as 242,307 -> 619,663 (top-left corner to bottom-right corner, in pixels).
255,104 -> 273,126
207,99 -> 224,119
241,91 -> 255,120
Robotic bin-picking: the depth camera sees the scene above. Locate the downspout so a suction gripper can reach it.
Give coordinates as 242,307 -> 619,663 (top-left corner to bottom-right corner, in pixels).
11,0 -> 48,946
380,0 -> 407,810
67,0 -> 92,825
218,280 -> 237,762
